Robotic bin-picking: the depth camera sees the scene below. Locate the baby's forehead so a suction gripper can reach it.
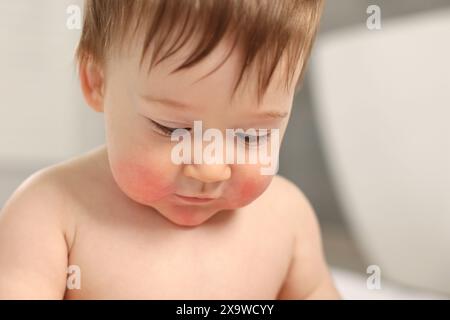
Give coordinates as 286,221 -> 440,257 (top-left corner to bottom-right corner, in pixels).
133,66 -> 292,117
131,44 -> 293,108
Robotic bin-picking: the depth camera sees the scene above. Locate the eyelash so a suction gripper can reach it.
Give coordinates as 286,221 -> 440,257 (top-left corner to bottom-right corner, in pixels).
236,132 -> 271,146
149,119 -> 191,137
148,119 -> 271,145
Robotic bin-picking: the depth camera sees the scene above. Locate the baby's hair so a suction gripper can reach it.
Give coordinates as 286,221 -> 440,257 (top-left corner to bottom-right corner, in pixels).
75,0 -> 324,104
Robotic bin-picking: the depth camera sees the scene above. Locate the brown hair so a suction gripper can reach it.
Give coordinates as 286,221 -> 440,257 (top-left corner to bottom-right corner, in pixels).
75,0 -> 324,104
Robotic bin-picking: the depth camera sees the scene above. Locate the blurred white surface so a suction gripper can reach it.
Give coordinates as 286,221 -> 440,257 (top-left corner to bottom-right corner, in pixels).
331,267 -> 448,300
0,0 -> 104,164
0,1 -> 105,206
311,9 -> 450,294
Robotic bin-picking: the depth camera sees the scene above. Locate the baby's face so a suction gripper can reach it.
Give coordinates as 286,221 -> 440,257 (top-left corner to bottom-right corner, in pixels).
99,32 -> 300,227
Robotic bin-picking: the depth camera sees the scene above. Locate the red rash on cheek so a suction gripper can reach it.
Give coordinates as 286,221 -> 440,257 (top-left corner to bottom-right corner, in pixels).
231,175 -> 273,207
110,161 -> 175,204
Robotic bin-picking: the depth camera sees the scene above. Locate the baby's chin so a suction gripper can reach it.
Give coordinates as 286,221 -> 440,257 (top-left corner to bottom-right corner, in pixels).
112,183 -> 234,227
164,212 -> 218,228
151,203 -> 231,228
145,189 -> 272,227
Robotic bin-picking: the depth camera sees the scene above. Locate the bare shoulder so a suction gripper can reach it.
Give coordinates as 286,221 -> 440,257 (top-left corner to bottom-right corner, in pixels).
268,175 -> 323,260
0,157 -> 83,248
250,174 -> 322,256
0,155 -> 88,298
264,176 -> 340,299
2,164 -> 68,223
0,146 -> 106,250
267,175 -> 310,205
260,174 -> 316,228
0,147 -> 111,298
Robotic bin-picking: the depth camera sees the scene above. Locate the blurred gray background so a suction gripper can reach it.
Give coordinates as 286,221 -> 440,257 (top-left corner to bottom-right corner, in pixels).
279,0 -> 450,274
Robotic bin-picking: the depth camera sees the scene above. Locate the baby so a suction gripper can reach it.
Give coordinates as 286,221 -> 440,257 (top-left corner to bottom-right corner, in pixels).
0,0 -> 340,299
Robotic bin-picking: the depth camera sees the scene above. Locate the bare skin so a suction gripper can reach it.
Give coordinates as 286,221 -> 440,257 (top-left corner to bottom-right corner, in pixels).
0,145 -> 339,299
65,146 -> 294,299
0,25 -> 340,299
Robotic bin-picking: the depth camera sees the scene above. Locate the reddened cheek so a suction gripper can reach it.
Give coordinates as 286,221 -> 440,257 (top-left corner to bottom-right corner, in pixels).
228,173 -> 273,207
110,161 -> 175,204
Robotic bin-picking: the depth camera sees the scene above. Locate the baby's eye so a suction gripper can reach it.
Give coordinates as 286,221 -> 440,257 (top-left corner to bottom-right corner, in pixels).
235,131 -> 271,147
149,119 -> 190,137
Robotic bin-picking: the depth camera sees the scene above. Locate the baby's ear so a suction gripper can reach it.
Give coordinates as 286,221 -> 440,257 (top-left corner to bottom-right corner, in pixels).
79,58 -> 105,113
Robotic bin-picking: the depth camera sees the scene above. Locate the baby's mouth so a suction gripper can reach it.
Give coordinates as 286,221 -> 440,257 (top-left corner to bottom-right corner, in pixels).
173,194 -> 217,204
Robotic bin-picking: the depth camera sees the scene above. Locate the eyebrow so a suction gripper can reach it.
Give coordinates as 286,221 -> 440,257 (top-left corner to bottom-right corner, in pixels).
142,95 -> 193,109
141,94 -> 289,120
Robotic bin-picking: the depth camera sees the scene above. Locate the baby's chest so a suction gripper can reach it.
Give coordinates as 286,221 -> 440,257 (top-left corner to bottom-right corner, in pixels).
65,216 -> 293,299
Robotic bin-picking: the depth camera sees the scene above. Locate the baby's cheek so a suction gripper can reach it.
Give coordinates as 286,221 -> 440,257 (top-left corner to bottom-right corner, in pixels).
110,161 -> 175,204
228,173 -> 273,207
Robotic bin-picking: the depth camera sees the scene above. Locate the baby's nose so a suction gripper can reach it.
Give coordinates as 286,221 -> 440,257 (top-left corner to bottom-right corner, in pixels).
183,163 -> 231,184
